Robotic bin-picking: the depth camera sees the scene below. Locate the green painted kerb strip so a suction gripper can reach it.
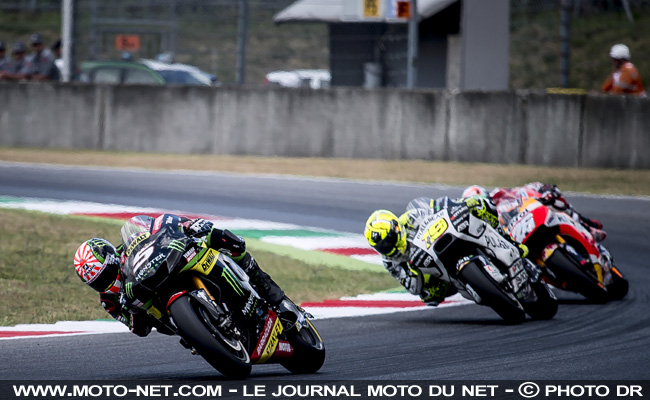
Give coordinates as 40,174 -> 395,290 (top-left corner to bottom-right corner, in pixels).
244,237 -> 383,273
14,206 -> 383,273
231,229 -> 343,239
0,196 -> 28,203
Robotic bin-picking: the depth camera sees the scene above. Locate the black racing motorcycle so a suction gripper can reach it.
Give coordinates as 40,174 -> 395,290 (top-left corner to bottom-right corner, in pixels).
119,215 -> 325,379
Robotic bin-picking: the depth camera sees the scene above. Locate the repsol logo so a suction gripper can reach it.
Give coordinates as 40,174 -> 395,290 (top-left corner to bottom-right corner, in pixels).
256,317 -> 274,356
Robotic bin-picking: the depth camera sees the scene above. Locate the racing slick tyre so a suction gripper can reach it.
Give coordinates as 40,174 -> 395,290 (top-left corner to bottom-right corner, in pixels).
545,248 -> 609,303
281,320 -> 326,374
169,295 -> 252,379
521,281 -> 559,320
607,266 -> 629,301
459,261 -> 526,324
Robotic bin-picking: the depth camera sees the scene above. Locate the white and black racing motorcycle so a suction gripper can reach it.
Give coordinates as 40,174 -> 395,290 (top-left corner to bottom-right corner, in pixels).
409,206 -> 558,323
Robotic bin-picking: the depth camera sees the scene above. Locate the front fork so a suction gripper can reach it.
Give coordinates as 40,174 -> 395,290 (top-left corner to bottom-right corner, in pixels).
456,254 -> 527,302
167,275 -> 242,345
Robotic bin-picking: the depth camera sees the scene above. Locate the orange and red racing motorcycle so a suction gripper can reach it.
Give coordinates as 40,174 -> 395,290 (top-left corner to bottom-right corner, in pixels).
492,191 -> 628,302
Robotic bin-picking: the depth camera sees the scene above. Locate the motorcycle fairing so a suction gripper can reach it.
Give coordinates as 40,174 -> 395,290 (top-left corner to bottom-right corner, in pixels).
250,310 -> 292,364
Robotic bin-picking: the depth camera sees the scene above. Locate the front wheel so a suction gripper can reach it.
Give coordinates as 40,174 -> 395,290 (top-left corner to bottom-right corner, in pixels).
281,319 -> 326,374
169,295 -> 252,379
459,261 -> 526,324
522,281 -> 558,320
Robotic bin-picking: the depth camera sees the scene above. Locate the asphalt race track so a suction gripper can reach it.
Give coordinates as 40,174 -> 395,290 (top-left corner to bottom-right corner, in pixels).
1,162 -> 649,381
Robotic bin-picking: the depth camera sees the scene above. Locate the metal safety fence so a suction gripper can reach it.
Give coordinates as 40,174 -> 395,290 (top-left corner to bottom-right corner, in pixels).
0,0 -> 328,86
510,0 -> 650,90
0,0 -> 648,89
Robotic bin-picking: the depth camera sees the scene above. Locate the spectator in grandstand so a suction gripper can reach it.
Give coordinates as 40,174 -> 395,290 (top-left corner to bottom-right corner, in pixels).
601,44 -> 646,98
0,41 -> 8,72
25,33 -> 60,81
0,42 -> 30,81
51,38 -> 64,78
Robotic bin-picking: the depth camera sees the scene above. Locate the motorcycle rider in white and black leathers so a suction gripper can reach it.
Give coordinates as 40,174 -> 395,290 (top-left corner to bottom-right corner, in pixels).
364,196 -> 530,306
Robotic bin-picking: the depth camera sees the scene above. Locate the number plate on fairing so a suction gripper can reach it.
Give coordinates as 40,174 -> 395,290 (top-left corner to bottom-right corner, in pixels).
508,260 -> 528,294
421,218 -> 449,249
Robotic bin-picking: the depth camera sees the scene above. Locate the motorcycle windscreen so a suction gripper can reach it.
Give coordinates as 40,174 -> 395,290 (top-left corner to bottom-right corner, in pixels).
120,215 -> 156,250
122,228 -> 186,293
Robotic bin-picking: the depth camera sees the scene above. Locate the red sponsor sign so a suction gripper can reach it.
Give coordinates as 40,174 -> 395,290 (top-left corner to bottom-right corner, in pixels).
115,35 -> 141,51
396,0 -> 411,18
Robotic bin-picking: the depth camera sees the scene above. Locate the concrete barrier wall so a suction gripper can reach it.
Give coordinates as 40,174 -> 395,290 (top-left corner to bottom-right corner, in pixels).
1,82 -> 648,169
523,93 -> 584,168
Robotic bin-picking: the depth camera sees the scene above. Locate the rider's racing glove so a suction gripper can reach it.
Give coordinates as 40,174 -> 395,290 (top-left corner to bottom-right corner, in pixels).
182,218 -> 213,238
495,226 -> 529,259
517,243 -> 529,258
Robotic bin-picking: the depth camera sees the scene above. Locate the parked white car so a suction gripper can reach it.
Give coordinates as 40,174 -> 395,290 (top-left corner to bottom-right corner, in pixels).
264,69 -> 331,89
139,59 -> 219,86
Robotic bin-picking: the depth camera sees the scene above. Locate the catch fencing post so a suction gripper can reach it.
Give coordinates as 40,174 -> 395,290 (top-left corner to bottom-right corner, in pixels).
406,0 -> 418,89
559,0 -> 572,88
236,0 -> 249,86
61,0 -> 75,82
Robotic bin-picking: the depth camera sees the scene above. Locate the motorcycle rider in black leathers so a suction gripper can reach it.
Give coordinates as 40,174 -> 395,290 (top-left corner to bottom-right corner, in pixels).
74,214 -> 287,337
364,195 -> 529,306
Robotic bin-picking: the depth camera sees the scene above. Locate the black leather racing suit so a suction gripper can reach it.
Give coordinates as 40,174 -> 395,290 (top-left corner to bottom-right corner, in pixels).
99,214 -> 284,337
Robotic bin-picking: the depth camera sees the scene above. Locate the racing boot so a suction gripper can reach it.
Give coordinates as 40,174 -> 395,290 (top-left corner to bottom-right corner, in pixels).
150,317 -> 175,336
238,253 -> 285,306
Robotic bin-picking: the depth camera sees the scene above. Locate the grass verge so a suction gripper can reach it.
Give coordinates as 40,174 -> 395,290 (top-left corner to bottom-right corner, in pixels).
0,208 -> 397,326
1,148 -> 650,196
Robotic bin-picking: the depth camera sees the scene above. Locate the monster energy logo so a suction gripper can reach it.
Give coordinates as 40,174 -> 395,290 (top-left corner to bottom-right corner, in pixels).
167,240 -> 185,252
221,268 -> 244,296
88,239 -> 106,247
88,239 -> 107,263
125,282 -> 134,298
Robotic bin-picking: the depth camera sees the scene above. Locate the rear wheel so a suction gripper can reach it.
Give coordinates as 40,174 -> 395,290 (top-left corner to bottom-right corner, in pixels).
459,261 -> 526,324
545,248 -> 609,302
169,295 -> 252,379
281,320 -> 326,374
522,281 -> 558,320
